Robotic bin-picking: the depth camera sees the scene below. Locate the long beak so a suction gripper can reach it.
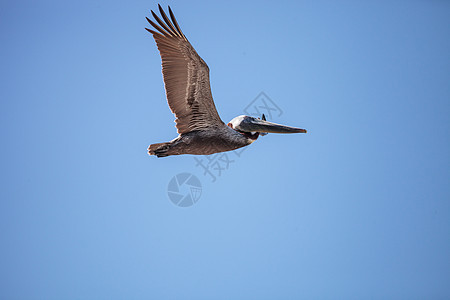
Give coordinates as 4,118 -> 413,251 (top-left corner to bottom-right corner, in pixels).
240,117 -> 307,134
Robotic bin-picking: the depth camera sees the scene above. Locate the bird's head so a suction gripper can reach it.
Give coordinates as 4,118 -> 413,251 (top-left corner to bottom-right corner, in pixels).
227,114 -> 307,142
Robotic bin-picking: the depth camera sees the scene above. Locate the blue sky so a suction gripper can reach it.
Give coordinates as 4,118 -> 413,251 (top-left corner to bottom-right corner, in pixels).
1,0 -> 449,298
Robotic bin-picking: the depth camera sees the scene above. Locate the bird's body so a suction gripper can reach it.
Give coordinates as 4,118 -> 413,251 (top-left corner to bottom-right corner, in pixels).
146,5 -> 306,158
149,126 -> 255,157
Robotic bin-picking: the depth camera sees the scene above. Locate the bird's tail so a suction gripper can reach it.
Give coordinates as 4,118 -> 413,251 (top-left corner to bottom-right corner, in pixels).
148,142 -> 172,158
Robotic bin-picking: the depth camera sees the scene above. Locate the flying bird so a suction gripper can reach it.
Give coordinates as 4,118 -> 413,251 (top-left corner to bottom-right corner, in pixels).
146,5 -> 306,158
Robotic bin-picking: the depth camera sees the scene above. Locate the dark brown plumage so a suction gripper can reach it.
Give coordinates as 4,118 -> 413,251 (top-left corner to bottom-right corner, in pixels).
145,5 -> 224,134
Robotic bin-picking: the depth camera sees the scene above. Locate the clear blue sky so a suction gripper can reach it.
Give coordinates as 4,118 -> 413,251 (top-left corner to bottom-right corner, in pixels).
1,0 -> 449,299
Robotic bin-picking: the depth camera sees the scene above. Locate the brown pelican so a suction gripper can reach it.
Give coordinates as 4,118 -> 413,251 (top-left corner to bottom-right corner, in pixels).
146,5 -> 307,158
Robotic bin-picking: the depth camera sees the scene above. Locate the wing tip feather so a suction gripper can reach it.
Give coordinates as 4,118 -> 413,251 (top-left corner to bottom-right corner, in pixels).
145,4 -> 187,40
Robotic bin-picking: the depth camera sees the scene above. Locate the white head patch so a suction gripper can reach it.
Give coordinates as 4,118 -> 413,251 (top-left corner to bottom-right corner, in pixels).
228,115 -> 247,130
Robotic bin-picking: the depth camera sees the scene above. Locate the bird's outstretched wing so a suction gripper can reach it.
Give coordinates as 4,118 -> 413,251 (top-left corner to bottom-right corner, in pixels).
146,5 -> 224,134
